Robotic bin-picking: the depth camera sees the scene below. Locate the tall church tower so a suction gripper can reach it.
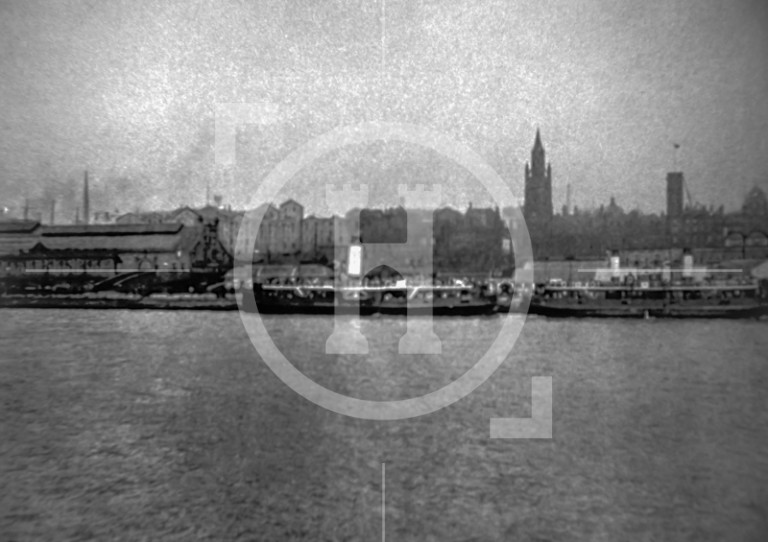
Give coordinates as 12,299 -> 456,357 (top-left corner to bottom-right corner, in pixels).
524,129 -> 553,223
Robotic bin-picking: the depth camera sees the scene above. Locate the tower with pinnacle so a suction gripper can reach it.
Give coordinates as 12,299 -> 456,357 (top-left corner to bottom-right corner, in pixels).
524,129 -> 553,223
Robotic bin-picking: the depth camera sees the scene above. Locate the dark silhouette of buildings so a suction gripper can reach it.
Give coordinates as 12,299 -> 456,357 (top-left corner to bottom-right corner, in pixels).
0,221 -> 233,295
517,129 -> 768,262
6,128 -> 765,275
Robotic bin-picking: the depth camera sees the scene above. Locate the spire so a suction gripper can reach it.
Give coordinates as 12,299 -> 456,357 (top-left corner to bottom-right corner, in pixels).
83,170 -> 90,225
530,127 -> 546,174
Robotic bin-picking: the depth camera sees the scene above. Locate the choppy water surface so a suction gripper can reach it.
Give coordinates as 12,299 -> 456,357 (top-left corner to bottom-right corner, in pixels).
1,309 -> 767,541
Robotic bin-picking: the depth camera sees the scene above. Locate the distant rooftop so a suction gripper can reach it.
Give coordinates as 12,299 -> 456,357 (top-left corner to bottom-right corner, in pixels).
0,221 -> 41,234
41,223 -> 184,236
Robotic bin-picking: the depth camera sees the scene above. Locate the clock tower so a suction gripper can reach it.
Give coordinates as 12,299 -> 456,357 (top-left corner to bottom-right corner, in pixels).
524,129 -> 553,224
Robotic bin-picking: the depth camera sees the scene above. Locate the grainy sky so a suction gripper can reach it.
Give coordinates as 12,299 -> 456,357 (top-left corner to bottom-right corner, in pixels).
1,0 -> 767,220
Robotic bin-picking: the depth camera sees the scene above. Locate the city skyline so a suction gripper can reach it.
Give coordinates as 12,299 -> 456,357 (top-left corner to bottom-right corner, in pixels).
2,0 -> 768,219
6,130 -> 765,224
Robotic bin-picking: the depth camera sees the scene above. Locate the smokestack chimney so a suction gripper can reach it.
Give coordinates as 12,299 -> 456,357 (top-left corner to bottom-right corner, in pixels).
666,172 -> 684,220
50,199 -> 55,225
23,198 -> 29,221
83,171 -> 90,225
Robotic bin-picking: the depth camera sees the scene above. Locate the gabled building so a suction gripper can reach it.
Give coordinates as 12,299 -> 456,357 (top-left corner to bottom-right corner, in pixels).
116,211 -> 171,225
269,199 -> 304,256
279,199 -> 303,221
169,206 -> 203,227
0,221 -> 42,257
301,215 -> 335,262
0,222 -> 231,281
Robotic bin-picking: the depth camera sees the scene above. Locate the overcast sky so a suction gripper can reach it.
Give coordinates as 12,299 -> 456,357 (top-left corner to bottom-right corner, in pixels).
1,0 -> 767,220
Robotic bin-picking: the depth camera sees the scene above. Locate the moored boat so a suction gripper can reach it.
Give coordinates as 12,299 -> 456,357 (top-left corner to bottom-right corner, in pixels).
0,292 -> 237,311
0,280 -> 510,315
240,281 -> 503,316
530,281 -> 768,319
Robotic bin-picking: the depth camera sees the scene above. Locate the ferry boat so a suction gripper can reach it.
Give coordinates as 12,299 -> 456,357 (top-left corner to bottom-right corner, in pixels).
240,280 -> 504,316
530,280 -> 768,319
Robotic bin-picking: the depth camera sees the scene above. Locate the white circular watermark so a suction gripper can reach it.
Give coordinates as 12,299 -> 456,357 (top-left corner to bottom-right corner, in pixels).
230,121 -> 533,420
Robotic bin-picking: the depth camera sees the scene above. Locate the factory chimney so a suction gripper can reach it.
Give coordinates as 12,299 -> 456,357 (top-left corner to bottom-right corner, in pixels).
83,171 -> 90,225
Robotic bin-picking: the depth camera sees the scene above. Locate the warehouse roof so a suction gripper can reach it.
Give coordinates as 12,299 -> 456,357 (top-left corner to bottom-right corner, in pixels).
41,223 -> 183,236
35,225 -> 200,253
0,221 -> 42,234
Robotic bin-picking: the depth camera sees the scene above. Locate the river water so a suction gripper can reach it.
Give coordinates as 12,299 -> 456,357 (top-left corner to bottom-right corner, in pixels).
1,309 -> 767,541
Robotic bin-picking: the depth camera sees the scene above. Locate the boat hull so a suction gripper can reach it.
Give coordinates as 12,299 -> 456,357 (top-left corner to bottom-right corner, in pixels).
650,304 -> 768,319
0,295 -> 237,311
240,295 -> 500,316
0,293 -> 501,316
529,303 -> 647,318
529,302 -> 768,319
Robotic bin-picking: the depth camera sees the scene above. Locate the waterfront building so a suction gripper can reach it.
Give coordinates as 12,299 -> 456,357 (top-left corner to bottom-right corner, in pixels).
272,199 -> 304,256
117,203 -> 246,260
168,206 -> 203,226
0,222 -> 231,281
330,205 -> 508,275
116,211 -> 171,225
251,203 -> 280,261
301,215 -> 335,263
91,211 -> 120,224
0,221 -> 43,258
195,204 -> 242,257
722,186 -> 768,258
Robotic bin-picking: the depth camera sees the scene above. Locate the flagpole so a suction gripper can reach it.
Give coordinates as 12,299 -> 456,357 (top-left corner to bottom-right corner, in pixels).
673,143 -> 680,171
